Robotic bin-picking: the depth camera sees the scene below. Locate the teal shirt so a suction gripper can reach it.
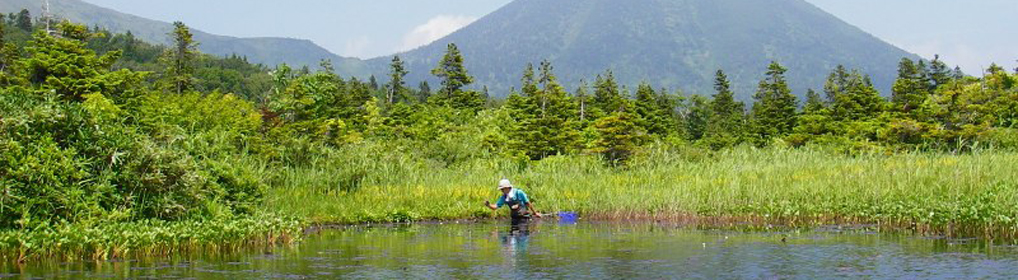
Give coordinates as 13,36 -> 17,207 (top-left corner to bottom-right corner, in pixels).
496,188 -> 530,208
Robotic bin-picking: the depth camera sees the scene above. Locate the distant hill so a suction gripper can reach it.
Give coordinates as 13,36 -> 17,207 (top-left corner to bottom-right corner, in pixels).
363,0 -> 919,99
0,0 -> 367,73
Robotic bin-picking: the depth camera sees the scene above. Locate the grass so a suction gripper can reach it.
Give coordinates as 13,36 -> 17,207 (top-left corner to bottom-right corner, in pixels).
0,214 -> 304,263
266,146 -> 1018,239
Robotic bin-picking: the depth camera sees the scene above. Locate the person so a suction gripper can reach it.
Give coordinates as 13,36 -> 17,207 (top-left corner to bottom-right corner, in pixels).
484,179 -> 542,219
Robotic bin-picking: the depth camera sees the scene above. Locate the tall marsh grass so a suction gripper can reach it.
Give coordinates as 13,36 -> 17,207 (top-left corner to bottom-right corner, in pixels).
0,214 -> 303,263
267,146 -> 1018,239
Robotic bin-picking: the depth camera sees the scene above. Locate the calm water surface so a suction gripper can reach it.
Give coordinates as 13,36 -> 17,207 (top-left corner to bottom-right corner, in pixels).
4,221 -> 1018,279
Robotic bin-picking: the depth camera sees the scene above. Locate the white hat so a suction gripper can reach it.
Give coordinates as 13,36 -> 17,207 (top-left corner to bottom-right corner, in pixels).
498,179 -> 513,189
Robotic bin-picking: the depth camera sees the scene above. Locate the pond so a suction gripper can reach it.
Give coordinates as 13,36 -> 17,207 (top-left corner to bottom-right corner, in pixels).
4,221 -> 1018,279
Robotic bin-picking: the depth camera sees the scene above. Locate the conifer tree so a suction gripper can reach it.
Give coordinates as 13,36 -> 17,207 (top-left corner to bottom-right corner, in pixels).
575,80 -> 590,123
590,110 -> 646,166
749,61 -> 798,143
417,81 -> 431,103
633,82 -> 670,136
824,65 -> 851,103
891,58 -> 930,114
21,22 -> 144,100
685,94 -> 711,141
162,21 -> 199,94
702,70 -> 746,149
928,54 -> 952,88
15,10 -> 31,31
386,55 -> 408,104
430,43 -> 483,110
592,70 -> 625,115
507,61 -> 579,159
802,89 -> 825,115
367,75 -> 379,91
825,67 -> 885,121
431,43 -> 473,99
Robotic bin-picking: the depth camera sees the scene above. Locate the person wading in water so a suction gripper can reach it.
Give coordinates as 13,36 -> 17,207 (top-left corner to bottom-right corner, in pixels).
484,179 -> 543,220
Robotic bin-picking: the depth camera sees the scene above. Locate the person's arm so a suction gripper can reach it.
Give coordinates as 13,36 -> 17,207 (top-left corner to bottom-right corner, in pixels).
518,191 -> 542,218
484,200 -> 498,211
526,202 -> 542,218
484,196 -> 504,211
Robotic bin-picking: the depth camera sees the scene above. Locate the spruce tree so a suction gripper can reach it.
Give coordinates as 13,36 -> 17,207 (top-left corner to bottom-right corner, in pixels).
749,61 -> 798,143
592,70 -> 625,115
417,81 -> 431,103
15,10 -> 31,32
430,43 -> 483,110
431,43 -> 474,100
633,82 -> 670,136
685,94 -> 711,141
928,54 -> 952,88
891,58 -> 930,114
575,80 -> 590,123
826,68 -> 885,121
824,65 -> 850,105
507,61 -> 579,159
590,110 -> 646,166
802,89 -> 825,115
162,21 -> 199,94
703,70 -> 746,149
386,55 -> 408,104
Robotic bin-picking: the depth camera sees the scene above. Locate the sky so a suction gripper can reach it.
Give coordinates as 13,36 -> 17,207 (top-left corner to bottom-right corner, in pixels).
80,0 -> 1016,74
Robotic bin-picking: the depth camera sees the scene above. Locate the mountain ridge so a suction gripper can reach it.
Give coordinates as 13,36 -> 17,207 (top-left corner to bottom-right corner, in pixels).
0,0 -> 367,73
362,0 -> 919,99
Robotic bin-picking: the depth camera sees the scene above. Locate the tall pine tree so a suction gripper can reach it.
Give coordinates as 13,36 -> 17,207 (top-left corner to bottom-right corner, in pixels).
633,82 -> 672,136
749,61 -> 798,144
162,21 -> 199,94
15,10 -> 31,32
703,70 -> 746,149
592,70 -> 625,116
891,58 -> 930,114
824,65 -> 885,121
386,55 -> 408,104
430,43 -> 483,110
507,61 -> 580,159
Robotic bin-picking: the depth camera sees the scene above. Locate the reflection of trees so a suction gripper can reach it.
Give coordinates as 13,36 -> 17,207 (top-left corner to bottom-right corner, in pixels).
20,223 -> 1004,278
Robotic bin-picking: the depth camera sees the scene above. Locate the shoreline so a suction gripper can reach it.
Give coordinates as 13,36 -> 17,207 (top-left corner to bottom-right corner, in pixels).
4,211 -> 1017,264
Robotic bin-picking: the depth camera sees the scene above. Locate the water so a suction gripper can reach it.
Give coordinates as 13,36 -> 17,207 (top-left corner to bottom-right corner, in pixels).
5,221 -> 1018,279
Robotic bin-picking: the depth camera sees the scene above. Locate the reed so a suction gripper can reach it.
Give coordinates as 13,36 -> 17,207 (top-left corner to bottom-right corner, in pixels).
0,214 -> 303,263
266,146 -> 1018,239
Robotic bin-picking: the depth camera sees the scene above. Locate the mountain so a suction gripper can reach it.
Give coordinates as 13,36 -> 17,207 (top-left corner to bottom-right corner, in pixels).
364,0 -> 918,99
0,0 -> 367,73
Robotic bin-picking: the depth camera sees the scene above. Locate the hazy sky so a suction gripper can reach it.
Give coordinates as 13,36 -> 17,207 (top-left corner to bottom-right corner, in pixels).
80,0 -> 1016,74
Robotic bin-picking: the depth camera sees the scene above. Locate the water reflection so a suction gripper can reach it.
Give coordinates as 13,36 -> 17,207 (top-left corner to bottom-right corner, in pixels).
4,222 -> 1018,279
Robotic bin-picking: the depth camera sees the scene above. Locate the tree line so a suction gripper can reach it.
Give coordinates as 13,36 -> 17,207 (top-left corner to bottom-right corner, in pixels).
1,18 -> 1016,229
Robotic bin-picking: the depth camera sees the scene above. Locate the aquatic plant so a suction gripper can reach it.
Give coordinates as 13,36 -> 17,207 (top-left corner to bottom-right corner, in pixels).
267,146 -> 1018,239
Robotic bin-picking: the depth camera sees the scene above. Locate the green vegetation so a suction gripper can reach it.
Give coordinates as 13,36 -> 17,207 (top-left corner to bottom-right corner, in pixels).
269,147 -> 1018,240
1,16 -> 1017,262
0,214 -> 301,263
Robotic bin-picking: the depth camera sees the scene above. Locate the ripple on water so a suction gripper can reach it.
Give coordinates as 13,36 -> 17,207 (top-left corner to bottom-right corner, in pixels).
5,222 -> 1018,279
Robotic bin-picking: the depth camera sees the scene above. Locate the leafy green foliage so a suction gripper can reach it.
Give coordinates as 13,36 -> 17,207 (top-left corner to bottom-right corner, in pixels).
701,70 -> 745,149
161,22 -> 198,94
430,43 -> 484,111
748,62 -> 798,145
4,17 -> 1018,260
0,23 -> 267,229
589,110 -> 647,165
505,61 -> 581,160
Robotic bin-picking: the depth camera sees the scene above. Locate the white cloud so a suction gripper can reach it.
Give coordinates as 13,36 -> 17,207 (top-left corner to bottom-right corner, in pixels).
398,15 -> 478,52
343,36 -> 373,58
